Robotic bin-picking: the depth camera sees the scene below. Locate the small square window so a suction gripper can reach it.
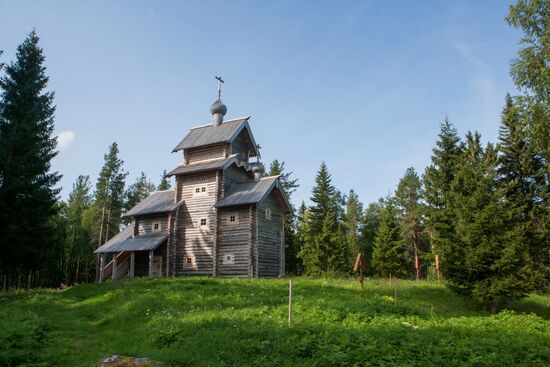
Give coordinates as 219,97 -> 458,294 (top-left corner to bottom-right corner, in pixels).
200,218 -> 207,226
195,187 -> 200,193
201,187 -> 206,192
223,254 -> 235,265
265,208 -> 272,220
230,215 -> 236,222
152,222 -> 161,231
184,256 -> 194,268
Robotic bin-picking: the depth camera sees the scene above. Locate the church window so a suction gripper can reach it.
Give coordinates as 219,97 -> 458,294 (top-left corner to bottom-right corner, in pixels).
184,256 -> 194,268
265,208 -> 272,220
223,254 -> 235,265
152,221 -> 161,231
200,218 -> 207,226
194,186 -> 207,196
229,214 -> 238,224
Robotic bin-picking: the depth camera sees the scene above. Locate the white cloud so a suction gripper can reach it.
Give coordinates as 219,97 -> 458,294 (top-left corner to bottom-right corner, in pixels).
56,131 -> 75,151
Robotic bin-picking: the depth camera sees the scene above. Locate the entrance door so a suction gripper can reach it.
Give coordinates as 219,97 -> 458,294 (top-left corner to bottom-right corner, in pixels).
151,256 -> 162,277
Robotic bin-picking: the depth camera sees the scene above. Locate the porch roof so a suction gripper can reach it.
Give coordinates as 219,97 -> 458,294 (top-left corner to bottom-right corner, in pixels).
94,226 -> 168,253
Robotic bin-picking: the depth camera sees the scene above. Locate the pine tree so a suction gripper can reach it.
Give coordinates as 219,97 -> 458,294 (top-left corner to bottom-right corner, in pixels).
395,167 -> 426,279
449,132 -> 531,312
64,175 -> 93,284
93,143 -> 127,248
344,190 -> 363,266
0,31 -> 61,278
497,94 -> 548,288
268,160 -> 300,274
422,118 -> 464,271
158,169 -> 171,191
372,199 -> 408,278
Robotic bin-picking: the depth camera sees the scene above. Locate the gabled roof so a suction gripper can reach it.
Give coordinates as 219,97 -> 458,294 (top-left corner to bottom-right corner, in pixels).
215,176 -> 291,212
94,226 -> 168,253
166,155 -> 244,177
171,116 -> 258,156
123,190 -> 176,218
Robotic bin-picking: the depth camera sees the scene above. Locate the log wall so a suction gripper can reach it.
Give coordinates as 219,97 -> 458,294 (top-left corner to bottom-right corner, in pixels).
186,144 -> 226,164
217,207 -> 251,276
256,191 -> 285,277
175,172 -> 217,275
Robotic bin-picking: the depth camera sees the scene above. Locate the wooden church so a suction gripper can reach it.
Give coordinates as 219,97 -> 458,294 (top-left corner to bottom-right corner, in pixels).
94,79 -> 291,280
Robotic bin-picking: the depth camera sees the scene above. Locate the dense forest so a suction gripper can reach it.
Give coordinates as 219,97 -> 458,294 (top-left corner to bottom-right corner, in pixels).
0,0 -> 547,313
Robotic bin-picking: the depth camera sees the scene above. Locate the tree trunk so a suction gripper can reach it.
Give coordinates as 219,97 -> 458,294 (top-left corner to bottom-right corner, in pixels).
489,302 -> 498,315
75,257 -> 80,285
27,271 -> 32,290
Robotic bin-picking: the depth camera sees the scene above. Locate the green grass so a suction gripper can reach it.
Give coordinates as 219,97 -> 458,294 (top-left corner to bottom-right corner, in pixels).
1,277 -> 549,366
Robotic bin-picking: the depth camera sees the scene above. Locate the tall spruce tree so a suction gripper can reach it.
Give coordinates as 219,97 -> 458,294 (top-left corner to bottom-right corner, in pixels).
395,167 -> 426,279
0,31 -> 61,278
506,0 -> 549,288
449,132 -> 531,312
360,200 -> 383,274
299,162 -> 347,275
423,118 -> 464,270
268,160 -> 300,274
372,198 -> 408,278
498,95 -> 548,288
93,143 -> 127,248
344,190 -> 363,266
158,169 -> 171,191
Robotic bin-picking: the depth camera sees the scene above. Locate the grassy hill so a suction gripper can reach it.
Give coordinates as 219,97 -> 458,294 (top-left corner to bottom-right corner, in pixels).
1,277 -> 549,366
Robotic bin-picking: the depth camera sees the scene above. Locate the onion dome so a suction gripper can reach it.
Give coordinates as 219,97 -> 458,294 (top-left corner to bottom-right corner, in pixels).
210,98 -> 227,116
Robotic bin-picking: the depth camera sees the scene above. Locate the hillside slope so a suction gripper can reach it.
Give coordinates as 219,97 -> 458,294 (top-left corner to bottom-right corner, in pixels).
1,277 -> 549,366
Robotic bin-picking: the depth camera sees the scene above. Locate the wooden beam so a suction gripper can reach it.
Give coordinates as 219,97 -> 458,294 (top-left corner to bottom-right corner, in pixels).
280,216 -> 285,277
112,253 -> 118,281
99,254 -> 105,282
148,250 -> 154,277
248,205 -> 253,277
129,252 -> 135,279
213,171 -> 220,276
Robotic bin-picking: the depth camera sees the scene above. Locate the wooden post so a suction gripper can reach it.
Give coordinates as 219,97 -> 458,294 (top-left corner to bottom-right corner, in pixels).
129,252 -> 135,279
248,205 -> 254,277
288,278 -> 293,327
112,253 -> 118,281
279,217 -> 285,277
99,254 -> 105,282
2,274 -> 6,292
148,250 -> 154,277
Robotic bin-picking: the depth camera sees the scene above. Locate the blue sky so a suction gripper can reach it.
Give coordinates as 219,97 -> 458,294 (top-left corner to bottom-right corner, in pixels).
0,0 -> 521,207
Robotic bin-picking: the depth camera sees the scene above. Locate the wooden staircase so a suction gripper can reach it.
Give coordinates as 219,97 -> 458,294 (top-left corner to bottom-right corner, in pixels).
102,251 -> 131,281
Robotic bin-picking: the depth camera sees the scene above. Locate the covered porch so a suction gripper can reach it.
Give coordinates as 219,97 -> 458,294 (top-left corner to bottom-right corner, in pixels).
94,226 -> 168,282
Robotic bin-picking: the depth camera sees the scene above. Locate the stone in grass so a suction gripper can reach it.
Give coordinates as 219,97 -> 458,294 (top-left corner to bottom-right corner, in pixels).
98,355 -> 162,366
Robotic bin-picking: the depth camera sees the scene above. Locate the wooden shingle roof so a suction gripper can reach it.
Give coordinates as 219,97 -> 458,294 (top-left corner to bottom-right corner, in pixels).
215,176 -> 291,212
171,116 -> 258,156
123,190 -> 176,218
165,155 -> 245,177
94,226 -> 168,253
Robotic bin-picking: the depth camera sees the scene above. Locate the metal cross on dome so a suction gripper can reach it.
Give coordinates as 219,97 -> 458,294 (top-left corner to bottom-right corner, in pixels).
215,76 -> 224,98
